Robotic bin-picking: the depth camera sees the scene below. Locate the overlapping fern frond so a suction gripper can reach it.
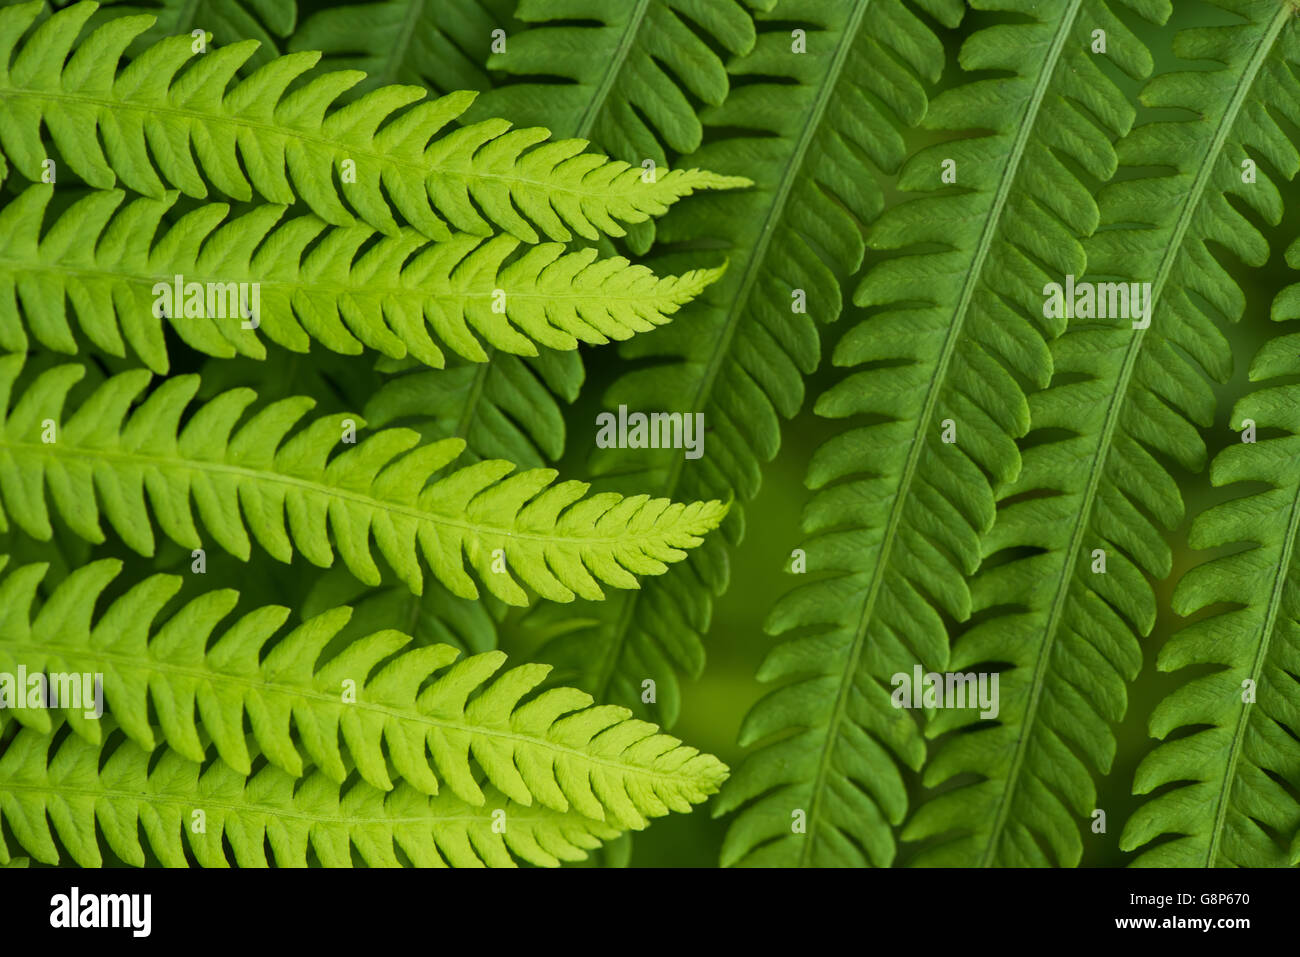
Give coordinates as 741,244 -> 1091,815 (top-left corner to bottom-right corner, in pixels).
1120,237 -> 1300,868
0,1 -> 747,243
0,558 -> 728,830
0,726 -> 623,867
85,0 -> 296,69
301,351 -> 581,654
0,357 -> 727,605
522,0 -> 964,735
292,0 -> 513,99
0,184 -> 724,374
906,0 -> 1299,867
373,0 -> 751,658
721,0 -> 1171,868
474,0 -> 754,168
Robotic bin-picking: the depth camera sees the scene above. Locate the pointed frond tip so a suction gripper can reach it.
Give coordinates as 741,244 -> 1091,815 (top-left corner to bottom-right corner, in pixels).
0,357 -> 729,606
0,560 -> 729,837
0,185 -> 728,374
0,727 -> 625,867
0,0 -> 749,245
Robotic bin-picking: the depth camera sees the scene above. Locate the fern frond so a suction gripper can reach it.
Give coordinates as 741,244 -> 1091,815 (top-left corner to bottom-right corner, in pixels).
0,1 -> 748,243
0,357 -> 727,606
906,0 -> 1299,866
719,0 -> 1169,868
0,727 -> 622,867
291,0 -> 512,100
299,351 -> 583,651
521,0 -> 962,737
84,0 -> 297,70
0,558 -> 729,828
1120,238 -> 1300,868
0,184 -> 725,374
366,351 -> 583,469
300,563 -> 503,657
474,0 -> 755,165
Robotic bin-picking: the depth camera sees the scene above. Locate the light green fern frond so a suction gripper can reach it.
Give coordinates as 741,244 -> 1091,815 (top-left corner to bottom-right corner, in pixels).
720,0 -> 1167,868
0,184 -> 724,375
0,357 -> 727,606
1120,237 -> 1300,868
298,352 -> 583,654
291,0 -> 512,99
0,1 -> 747,243
0,727 -> 622,867
525,0 -> 963,737
906,0 -> 1299,867
0,558 -> 729,829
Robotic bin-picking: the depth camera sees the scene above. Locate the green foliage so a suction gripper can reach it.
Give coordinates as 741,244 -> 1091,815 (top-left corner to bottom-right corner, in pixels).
0,184 -> 725,374
0,1 -> 746,242
474,0 -> 754,165
525,0 -> 965,736
0,726 -> 624,867
904,0 -> 1299,868
721,0 -> 1167,868
1121,237 -> 1300,868
0,357 -> 727,605
0,557 -> 728,831
4,0 -> 1300,871
292,0 -> 513,98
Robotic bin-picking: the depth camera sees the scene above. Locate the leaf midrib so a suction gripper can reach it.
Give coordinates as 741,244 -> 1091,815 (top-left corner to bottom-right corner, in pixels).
0,87 -> 657,211
2,778 -> 560,831
592,0 -> 873,708
0,254 -> 700,308
804,3 -> 1084,867
0,633 -> 713,788
1201,444 -> 1300,864
0,439 -> 712,550
979,3 -> 1292,868
571,0 -> 653,142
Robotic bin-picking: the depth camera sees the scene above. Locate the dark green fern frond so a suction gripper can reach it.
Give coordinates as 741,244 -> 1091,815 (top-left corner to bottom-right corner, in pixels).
300,563 -> 504,657
1120,237 -> 1300,868
0,185 -> 725,374
0,357 -> 727,606
292,0 -> 513,99
93,0 -> 296,69
0,1 -> 747,243
906,0 -> 1299,867
721,0 -> 1170,868
0,558 -> 729,828
0,726 -> 622,867
524,0 -> 962,737
474,0 -> 755,167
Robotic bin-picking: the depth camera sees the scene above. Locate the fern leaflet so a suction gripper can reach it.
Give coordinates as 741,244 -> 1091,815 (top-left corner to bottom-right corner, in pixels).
0,1 -> 747,243
0,726 -> 623,867
0,557 -> 729,829
0,357 -> 727,606
0,185 -> 724,374
906,0 -> 1299,866
1120,237 -> 1300,868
